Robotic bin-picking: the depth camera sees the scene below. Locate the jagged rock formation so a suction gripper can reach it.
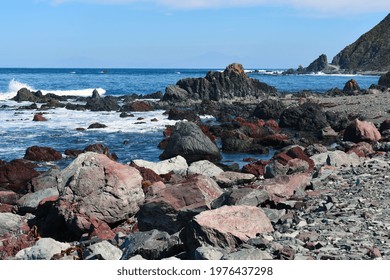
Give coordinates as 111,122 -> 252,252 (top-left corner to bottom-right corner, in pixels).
162,63 -> 276,102
332,13 -> 390,73
378,71 -> 390,87
305,54 -> 329,73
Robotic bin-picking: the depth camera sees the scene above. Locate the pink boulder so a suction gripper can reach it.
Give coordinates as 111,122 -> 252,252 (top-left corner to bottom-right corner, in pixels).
343,119 -> 381,143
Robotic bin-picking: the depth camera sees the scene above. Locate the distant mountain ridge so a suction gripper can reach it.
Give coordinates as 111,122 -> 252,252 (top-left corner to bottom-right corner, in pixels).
331,13 -> 390,73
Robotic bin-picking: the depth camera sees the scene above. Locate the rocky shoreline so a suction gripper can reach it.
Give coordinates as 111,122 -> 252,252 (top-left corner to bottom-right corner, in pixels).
1,64 -> 389,260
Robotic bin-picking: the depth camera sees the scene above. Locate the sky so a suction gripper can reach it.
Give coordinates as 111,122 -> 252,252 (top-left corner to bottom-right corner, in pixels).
0,0 -> 389,68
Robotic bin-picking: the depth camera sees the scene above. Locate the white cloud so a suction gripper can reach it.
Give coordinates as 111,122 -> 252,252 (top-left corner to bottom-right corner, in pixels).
49,0 -> 390,14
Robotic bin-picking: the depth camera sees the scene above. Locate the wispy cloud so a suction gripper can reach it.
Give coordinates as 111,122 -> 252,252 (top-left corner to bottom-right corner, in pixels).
49,0 -> 390,14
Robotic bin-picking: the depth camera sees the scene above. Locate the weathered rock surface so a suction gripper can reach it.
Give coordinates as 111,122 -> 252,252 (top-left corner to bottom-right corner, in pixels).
24,146 -> 62,162
252,99 -> 286,120
0,159 -> 40,193
343,119 -> 381,143
121,230 -> 182,260
83,240 -> 122,260
138,175 -> 223,234
187,160 -> 224,177
378,71 -> 390,87
186,205 -> 273,252
160,121 -> 222,163
332,13 -> 390,72
132,155 -> 188,175
17,187 -> 59,213
0,213 -> 25,235
15,238 -> 70,260
56,152 -> 144,237
162,63 -> 276,102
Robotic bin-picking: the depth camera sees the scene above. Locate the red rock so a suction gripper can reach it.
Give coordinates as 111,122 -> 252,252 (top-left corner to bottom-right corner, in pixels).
343,119 -> 381,143
189,205 -> 273,251
24,146 -> 62,162
0,234 -> 36,260
138,175 -> 223,234
129,164 -> 162,184
275,153 -> 293,165
265,119 -> 281,132
88,217 -> 115,240
163,126 -> 174,137
261,173 -> 310,202
347,142 -> 374,157
0,204 -> 15,213
0,191 -> 19,205
0,159 -> 40,193
242,160 -> 270,177
368,247 -> 382,259
33,113 -> 47,122
83,143 -> 117,161
125,101 -> 153,112
56,153 -> 144,238
286,146 -> 314,172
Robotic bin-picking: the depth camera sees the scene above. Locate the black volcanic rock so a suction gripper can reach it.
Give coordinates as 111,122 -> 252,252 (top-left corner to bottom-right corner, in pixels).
305,54 -> 329,73
162,63 -> 276,102
332,13 -> 390,72
252,99 -> 286,120
378,71 -> 390,87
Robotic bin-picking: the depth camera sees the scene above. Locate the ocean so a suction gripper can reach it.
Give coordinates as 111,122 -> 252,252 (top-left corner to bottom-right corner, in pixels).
0,68 -> 380,168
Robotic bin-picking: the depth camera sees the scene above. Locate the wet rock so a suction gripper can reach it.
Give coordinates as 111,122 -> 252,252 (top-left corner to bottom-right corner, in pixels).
84,240 -> 122,260
132,155 -> 188,176
121,230 -> 182,260
378,71 -> 390,87
123,101 -> 154,112
343,119 -> 381,143
24,146 -> 62,162
87,122 -> 107,129
167,108 -> 201,123
83,143 -> 118,161
138,175 -> 223,234
187,160 -> 224,177
56,152 -> 144,238
186,205 -> 273,252
85,95 -> 120,111
32,113 -> 48,121
160,121 -> 222,163
343,79 -> 361,93
15,238 -> 70,260
163,63 -> 276,102
0,159 -> 40,193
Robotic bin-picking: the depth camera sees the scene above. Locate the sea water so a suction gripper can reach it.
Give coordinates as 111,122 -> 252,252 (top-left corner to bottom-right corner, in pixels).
0,68 -> 380,167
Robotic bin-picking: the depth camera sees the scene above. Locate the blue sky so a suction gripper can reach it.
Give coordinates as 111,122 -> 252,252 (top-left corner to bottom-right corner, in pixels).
0,0 -> 389,68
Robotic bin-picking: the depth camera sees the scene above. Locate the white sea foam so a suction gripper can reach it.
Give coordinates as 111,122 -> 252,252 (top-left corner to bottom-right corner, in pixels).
0,79 -> 106,101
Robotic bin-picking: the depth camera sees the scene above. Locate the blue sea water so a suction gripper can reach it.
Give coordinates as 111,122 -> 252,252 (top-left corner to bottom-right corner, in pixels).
0,68 -> 381,167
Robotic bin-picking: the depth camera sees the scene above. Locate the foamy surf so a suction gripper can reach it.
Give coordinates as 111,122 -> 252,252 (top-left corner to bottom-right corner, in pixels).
0,79 -> 106,101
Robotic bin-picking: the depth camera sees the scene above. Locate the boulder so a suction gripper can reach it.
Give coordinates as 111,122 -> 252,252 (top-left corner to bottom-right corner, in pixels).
0,159 -> 40,193
138,175 -> 223,234
120,230 -> 182,260
122,101 -> 153,112
87,122 -> 107,129
0,212 -> 26,236
14,238 -> 70,260
56,152 -> 144,238
343,119 -> 381,143
242,160 -> 269,178
85,95 -> 120,111
252,99 -> 286,120
167,108 -> 200,123
213,171 -> 256,188
310,150 -> 361,168
83,240 -> 122,260
132,155 -> 188,176
305,54 -> 329,73
160,121 -> 222,163
227,188 -> 269,207
28,166 -> 61,192
187,160 -> 224,177
17,187 -> 59,213
24,146 -> 62,162
0,191 -> 18,205
379,119 -> 390,133
32,113 -> 48,122
343,79 -> 361,92
279,102 -> 329,132
186,205 -> 273,252
222,248 -> 273,260
83,143 -> 118,161
347,142 -> 375,157
162,63 -> 276,102
261,173 -> 311,202
378,71 -> 390,87
194,246 -> 225,260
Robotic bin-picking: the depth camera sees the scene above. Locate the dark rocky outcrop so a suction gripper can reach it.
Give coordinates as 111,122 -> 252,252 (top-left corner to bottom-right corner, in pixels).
162,63 -> 276,102
332,13 -> 390,72
343,79 -> 361,93
305,54 -> 329,73
159,121 -> 222,163
378,71 -> 390,87
167,108 -> 201,123
85,95 -> 120,111
0,160 -> 40,193
24,146 -> 62,162
252,99 -> 286,120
